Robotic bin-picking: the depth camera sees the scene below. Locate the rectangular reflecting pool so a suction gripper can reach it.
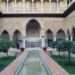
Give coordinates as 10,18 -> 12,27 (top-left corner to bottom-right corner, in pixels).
14,51 -> 52,75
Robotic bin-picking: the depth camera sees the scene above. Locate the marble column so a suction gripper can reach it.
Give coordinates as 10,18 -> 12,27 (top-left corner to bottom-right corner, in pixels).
41,0 -> 43,12
19,36 -> 25,48
41,35 -> 46,48
54,33 -> 56,41
49,0 -> 51,11
6,0 -> 9,12
32,0 -> 34,11
57,0 -> 59,11
14,0 -> 16,8
22,0 -> 25,11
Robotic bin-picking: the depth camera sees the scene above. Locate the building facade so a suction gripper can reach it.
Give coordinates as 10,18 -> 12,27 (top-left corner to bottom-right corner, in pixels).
0,0 -> 75,48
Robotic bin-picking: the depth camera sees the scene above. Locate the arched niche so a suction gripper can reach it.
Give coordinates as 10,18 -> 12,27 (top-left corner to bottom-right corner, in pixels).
56,29 -> 65,41
26,19 -> 41,37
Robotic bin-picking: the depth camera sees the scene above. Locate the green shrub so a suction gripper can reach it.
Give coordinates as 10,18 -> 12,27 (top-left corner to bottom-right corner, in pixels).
71,41 -> 75,54
10,40 -> 16,48
0,35 -> 11,53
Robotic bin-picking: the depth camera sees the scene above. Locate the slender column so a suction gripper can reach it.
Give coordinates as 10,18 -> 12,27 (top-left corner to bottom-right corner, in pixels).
6,0 -> 8,12
49,0 -> 51,11
71,35 -> 73,41
10,36 -> 13,40
70,30 -> 73,41
26,1 -> 28,11
57,0 -> 59,11
14,0 -> 16,8
0,0 -> 1,8
22,0 -> 25,11
32,0 -> 34,11
66,34 -> 69,40
42,36 -> 46,48
41,0 -> 43,12
21,37 -> 25,48
25,0 -> 27,11
53,32 -> 56,41
54,35 -> 56,41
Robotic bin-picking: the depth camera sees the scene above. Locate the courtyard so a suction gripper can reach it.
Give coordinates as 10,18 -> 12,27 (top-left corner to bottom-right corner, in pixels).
0,39 -> 75,75
0,0 -> 75,75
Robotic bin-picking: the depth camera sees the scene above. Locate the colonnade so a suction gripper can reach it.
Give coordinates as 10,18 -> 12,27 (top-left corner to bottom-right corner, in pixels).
0,0 -> 73,13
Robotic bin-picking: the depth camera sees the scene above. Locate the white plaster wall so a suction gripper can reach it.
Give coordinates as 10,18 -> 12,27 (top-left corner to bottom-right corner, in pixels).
0,2 -> 68,13
0,17 -> 65,40
64,10 -> 75,40
0,11 -> 75,40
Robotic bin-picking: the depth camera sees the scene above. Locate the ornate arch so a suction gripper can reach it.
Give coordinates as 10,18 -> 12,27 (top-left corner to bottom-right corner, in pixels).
56,29 -> 65,40
26,19 -> 41,37
1,30 -> 10,40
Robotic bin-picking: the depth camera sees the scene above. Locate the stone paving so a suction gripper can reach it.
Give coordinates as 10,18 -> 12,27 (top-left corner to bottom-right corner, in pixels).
41,50 -> 69,75
0,50 -> 69,75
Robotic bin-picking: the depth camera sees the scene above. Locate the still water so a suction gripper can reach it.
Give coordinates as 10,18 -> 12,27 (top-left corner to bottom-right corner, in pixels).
14,51 -> 52,75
